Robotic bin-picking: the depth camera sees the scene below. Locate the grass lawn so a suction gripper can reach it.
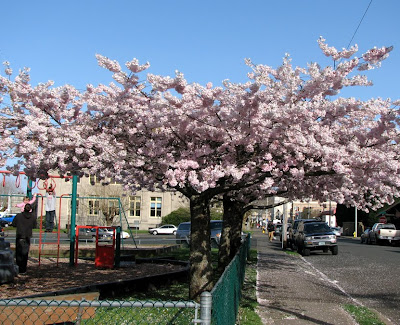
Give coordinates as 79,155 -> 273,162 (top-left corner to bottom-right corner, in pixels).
120,247 -> 262,324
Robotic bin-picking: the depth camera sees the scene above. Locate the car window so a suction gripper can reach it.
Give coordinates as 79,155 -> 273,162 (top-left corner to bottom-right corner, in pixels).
304,223 -> 331,233
210,221 -> 223,230
382,224 -> 395,230
178,223 -> 190,230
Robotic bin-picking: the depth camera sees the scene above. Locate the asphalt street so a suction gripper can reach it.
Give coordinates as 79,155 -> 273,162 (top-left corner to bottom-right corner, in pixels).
253,229 -> 399,325
303,236 -> 400,324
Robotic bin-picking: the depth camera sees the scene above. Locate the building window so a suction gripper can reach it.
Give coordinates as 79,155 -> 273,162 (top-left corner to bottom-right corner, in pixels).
150,197 -> 162,218
109,178 -> 120,185
88,200 -> 99,216
89,175 -> 99,185
129,196 -> 141,217
108,200 -> 119,216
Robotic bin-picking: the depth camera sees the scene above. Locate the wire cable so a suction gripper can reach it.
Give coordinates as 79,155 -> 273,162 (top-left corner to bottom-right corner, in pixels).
346,0 -> 373,49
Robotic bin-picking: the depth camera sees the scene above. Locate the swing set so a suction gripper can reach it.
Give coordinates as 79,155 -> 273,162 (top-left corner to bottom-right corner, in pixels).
0,171 -> 136,268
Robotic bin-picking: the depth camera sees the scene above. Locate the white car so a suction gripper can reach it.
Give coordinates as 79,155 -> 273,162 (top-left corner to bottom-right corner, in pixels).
148,224 -> 177,235
105,228 -> 131,239
330,227 -> 342,237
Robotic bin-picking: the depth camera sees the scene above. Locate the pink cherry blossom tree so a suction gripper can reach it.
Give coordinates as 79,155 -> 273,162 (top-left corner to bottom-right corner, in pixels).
1,38 -> 399,299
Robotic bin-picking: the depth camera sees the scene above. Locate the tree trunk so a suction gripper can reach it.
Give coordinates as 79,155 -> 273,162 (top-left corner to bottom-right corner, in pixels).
189,193 -> 213,300
218,195 -> 244,273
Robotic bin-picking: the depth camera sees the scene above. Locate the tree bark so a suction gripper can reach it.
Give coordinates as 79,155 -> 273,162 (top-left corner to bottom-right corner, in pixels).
189,193 -> 214,300
218,195 -> 244,273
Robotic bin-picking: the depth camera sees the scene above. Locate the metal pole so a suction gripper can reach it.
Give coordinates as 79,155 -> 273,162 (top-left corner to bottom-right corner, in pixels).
355,206 -> 358,238
282,202 -> 287,249
27,178 -> 33,199
115,226 -> 121,268
200,291 -> 212,325
69,175 -> 78,266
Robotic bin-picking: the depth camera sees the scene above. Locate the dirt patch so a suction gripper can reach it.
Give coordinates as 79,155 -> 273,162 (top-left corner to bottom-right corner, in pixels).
0,257 -> 185,299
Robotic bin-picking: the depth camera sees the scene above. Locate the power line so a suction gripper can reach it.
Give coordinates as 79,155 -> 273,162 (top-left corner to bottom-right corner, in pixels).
346,0 -> 373,49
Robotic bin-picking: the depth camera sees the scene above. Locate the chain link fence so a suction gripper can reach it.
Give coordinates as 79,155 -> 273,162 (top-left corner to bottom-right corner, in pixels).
210,234 -> 250,325
0,235 -> 251,324
0,298 -> 200,324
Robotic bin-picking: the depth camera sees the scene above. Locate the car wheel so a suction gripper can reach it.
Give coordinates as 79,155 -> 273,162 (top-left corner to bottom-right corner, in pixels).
323,248 -> 328,253
360,237 -> 364,244
152,230 -> 158,235
173,230 -> 177,236
302,248 -> 311,256
331,246 -> 338,255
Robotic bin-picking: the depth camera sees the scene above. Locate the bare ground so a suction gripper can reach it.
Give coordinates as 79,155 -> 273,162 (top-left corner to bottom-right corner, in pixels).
0,257 -> 185,299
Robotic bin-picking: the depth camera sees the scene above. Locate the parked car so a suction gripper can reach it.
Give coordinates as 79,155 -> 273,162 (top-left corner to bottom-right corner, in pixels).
148,224 -> 177,235
368,223 -> 400,245
280,224 -> 292,242
175,222 -> 191,244
0,215 -> 15,227
77,227 -> 113,242
175,220 -> 224,247
210,220 -> 224,247
293,220 -> 338,256
288,219 -> 318,249
360,228 -> 371,244
330,227 -> 342,237
274,223 -> 283,239
104,228 -> 130,239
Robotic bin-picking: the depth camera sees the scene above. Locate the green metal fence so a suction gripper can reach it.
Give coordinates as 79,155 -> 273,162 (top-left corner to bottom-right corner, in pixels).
210,234 -> 250,325
0,298 -> 200,324
0,235 -> 251,325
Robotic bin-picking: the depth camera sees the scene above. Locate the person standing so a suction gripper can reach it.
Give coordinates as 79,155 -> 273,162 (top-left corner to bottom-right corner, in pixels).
45,186 -> 57,232
11,203 -> 36,273
267,222 -> 275,242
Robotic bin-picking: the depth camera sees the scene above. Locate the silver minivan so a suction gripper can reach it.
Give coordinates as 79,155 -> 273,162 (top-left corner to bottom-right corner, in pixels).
175,220 -> 223,247
175,222 -> 191,245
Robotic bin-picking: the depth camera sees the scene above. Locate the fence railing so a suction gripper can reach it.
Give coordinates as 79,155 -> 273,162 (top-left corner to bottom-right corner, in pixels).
209,234 -> 250,325
0,234 -> 251,324
0,298 -> 200,325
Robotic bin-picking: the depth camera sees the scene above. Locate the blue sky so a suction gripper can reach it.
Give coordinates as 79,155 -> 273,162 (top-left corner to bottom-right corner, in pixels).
1,0 -> 399,101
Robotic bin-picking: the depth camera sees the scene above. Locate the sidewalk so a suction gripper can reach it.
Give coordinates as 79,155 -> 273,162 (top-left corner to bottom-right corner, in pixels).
252,229 -> 364,325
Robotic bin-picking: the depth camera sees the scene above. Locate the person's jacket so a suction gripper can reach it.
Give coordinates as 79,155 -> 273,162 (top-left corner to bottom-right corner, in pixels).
12,210 -> 36,238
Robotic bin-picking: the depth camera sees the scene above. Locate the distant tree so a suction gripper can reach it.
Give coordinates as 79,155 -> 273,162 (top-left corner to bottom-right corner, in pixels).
210,208 -> 223,220
162,207 -> 190,226
336,204 -> 372,227
79,179 -> 130,226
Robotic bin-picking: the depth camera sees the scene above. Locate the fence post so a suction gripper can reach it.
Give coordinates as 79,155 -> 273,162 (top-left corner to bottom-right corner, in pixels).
200,291 -> 212,325
69,175 -> 78,266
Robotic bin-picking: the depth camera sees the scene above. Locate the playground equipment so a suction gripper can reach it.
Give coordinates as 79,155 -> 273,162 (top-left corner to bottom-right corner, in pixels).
74,225 -> 121,269
0,171 -> 136,268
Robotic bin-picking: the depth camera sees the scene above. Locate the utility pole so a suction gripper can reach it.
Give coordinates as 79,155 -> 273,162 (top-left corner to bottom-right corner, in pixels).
354,207 -> 358,238
282,202 -> 287,249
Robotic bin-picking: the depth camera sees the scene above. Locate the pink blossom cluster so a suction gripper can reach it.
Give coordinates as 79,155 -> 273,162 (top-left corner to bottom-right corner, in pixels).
0,38 -> 399,211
